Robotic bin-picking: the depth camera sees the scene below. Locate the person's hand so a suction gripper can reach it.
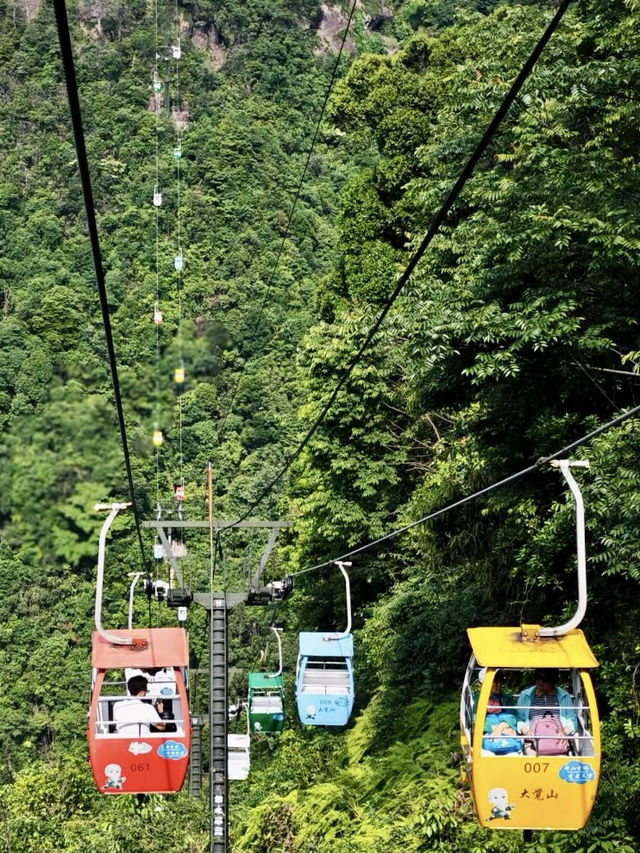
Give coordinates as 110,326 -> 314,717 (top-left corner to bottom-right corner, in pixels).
562,724 -> 573,735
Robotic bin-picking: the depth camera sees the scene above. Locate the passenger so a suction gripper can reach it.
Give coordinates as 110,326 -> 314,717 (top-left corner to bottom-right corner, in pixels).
485,671 -> 514,714
479,672 -> 521,755
113,675 -> 166,736
124,667 -> 146,692
516,668 -> 577,754
473,669 -> 514,718
146,667 -> 177,733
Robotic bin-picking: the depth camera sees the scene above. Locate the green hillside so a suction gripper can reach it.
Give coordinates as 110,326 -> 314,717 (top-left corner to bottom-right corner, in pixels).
0,0 -> 639,850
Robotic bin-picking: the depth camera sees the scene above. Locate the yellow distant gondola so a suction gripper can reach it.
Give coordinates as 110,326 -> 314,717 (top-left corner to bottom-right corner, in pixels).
460,460 -> 601,834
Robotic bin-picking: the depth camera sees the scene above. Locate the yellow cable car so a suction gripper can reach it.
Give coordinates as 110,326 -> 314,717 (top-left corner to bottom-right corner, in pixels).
460,460 -> 601,833
460,626 -> 600,831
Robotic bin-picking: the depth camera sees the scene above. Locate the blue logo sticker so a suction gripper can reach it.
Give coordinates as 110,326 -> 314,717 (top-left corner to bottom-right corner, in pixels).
157,741 -> 188,761
160,687 -> 172,695
558,760 -> 596,785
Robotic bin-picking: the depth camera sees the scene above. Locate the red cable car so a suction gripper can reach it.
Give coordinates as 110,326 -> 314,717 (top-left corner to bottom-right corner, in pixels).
88,503 -> 191,795
88,627 -> 191,795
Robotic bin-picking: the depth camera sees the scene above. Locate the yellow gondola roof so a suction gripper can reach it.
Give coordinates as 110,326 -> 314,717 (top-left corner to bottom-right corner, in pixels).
467,626 -> 599,669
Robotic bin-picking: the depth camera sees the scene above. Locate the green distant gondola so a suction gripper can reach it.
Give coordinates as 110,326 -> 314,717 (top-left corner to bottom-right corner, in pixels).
248,672 -> 284,732
248,626 -> 285,732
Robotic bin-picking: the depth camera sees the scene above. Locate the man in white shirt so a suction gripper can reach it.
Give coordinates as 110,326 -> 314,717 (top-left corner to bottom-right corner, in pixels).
114,675 -> 166,736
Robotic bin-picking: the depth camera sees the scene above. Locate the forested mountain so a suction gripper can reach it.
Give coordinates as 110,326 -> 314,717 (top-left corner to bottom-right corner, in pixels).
0,0 -> 639,850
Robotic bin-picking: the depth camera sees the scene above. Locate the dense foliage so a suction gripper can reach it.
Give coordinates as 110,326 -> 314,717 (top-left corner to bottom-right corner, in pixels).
0,0 -> 639,850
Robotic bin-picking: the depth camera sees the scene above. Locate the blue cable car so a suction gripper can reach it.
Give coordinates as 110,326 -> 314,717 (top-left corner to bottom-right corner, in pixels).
296,561 -> 355,726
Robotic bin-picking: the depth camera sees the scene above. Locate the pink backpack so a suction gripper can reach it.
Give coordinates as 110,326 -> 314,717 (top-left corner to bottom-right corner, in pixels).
532,712 -> 569,756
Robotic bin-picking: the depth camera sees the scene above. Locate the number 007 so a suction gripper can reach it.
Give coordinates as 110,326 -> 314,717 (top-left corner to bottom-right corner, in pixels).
524,762 -> 549,773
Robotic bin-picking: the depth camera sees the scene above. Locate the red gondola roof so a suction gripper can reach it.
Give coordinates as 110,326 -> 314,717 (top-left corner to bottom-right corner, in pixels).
91,628 -> 188,668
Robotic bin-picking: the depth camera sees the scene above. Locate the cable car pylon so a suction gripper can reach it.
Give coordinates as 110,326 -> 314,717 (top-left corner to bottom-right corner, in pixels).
143,511 -> 293,852
460,460 -> 600,835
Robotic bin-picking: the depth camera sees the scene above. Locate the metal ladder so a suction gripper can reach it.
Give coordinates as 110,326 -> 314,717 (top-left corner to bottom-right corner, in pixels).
189,717 -> 202,797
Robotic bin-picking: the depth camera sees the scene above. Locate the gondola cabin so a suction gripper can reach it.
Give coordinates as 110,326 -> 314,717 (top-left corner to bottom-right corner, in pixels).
227,733 -> 251,781
88,627 -> 191,795
460,626 -> 600,831
296,632 -> 354,726
248,672 -> 284,733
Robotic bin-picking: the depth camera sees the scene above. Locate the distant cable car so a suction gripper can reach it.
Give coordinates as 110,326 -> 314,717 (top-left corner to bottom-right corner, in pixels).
248,627 -> 284,733
88,504 -> 191,795
173,146 -> 182,160
153,187 -> 162,207
174,365 -> 185,384
228,706 -> 250,781
296,561 -> 354,726
460,461 -> 601,834
175,484 -> 185,501
153,427 -> 163,447
227,734 -> 250,780
153,303 -> 163,325
172,44 -> 181,60
174,254 -> 183,271
153,75 -> 162,93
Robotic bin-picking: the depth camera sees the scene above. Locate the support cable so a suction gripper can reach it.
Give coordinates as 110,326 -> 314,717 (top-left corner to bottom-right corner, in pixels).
291,401 -> 640,576
173,0 -> 185,500
153,0 -> 163,513
213,0 -> 359,442
221,0 -> 574,529
53,0 -> 149,571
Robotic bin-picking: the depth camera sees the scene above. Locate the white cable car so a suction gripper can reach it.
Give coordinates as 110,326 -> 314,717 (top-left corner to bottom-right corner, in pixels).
228,706 -> 250,781
296,561 -> 355,727
153,187 -> 162,207
460,461 -> 601,834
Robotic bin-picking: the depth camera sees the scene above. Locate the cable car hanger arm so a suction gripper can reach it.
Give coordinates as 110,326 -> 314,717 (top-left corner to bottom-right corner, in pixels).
539,460 -> 589,638
323,561 -> 352,641
94,503 -> 146,648
265,626 -> 283,678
